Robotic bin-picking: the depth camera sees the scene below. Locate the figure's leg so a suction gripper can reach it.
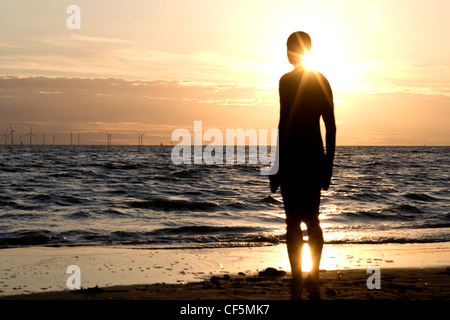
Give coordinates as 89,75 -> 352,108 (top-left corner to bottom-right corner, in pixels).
305,217 -> 324,281
286,218 -> 303,281
286,217 -> 303,299
281,185 -> 306,299
304,217 -> 323,300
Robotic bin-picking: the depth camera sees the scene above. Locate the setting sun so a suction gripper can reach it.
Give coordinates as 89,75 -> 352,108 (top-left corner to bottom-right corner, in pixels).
297,30 -> 363,91
302,52 -> 319,71
261,15 -> 363,92
303,50 -> 362,90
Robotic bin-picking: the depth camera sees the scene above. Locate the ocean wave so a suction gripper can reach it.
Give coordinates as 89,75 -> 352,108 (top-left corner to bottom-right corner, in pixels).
8,202 -> 45,211
415,222 -> 450,229
1,145 -> 449,249
345,192 -> 389,202
98,208 -> 131,217
0,226 -> 448,248
0,232 -> 67,247
26,194 -> 53,202
0,196 -> 16,207
154,225 -> 263,234
0,212 -> 41,220
170,168 -> 204,179
324,238 -> 450,245
386,204 -> 424,215
54,195 -> 87,206
66,210 -> 94,219
339,210 -> 407,221
128,199 -> 220,211
403,193 -> 440,202
100,162 -> 143,170
48,172 -> 77,178
262,195 -> 283,205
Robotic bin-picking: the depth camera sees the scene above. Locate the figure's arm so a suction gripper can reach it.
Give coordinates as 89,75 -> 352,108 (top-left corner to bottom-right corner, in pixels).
277,77 -> 287,132
321,76 -> 336,190
322,78 -> 336,161
269,78 -> 285,193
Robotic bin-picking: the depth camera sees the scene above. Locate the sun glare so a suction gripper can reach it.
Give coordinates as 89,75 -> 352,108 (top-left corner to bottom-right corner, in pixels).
301,46 -> 361,90
302,52 -> 319,71
264,24 -> 362,91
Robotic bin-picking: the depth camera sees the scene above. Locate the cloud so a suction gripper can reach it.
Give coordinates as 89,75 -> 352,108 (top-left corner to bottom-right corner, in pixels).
1,75 -> 448,146
0,32 -> 273,85
0,40 -> 21,48
347,60 -> 450,97
334,90 -> 450,145
0,76 -> 279,145
32,34 -> 135,48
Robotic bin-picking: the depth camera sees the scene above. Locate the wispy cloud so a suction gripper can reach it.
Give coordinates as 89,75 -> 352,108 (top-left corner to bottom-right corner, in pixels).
1,75 -> 449,145
0,76 -> 278,130
0,32 -> 274,85
35,34 -> 134,47
0,40 -> 21,48
345,60 -> 450,97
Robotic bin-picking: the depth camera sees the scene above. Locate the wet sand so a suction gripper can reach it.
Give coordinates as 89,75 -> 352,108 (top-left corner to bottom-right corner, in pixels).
0,243 -> 449,300
3,267 -> 449,301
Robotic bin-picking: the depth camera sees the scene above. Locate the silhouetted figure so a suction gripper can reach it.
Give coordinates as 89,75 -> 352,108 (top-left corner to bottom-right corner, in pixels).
270,31 -> 336,299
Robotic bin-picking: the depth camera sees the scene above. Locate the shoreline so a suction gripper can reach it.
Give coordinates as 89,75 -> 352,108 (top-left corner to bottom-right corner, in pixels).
0,242 -> 449,299
3,267 -> 449,301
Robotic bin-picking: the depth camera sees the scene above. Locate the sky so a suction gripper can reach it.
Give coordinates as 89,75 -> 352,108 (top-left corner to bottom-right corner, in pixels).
0,0 -> 449,145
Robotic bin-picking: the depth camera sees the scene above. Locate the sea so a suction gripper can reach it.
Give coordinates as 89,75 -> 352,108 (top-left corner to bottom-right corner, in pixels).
0,145 -> 449,249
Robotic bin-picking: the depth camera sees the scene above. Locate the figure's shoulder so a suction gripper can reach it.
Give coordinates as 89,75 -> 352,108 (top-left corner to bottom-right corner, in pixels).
279,69 -> 302,85
306,69 -> 331,89
279,68 -> 331,90
317,70 -> 330,83
316,70 -> 330,83
304,68 -> 325,80
279,70 -> 293,82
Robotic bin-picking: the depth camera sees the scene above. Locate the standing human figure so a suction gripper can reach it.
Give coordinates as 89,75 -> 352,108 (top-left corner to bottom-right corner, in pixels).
270,31 -> 336,299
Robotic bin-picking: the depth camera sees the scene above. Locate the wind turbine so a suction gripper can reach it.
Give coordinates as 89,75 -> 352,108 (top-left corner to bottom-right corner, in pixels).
70,132 -> 73,145
107,132 -> 112,146
137,132 -> 146,146
1,128 -> 10,145
42,133 -> 46,145
25,125 -> 36,145
9,123 -> 14,145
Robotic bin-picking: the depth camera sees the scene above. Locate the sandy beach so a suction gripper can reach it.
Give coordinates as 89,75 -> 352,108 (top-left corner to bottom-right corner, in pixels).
2,266 -> 449,301
1,242 -> 449,301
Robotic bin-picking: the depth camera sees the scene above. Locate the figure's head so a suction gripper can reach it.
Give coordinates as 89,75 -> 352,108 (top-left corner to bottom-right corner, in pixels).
286,31 -> 311,66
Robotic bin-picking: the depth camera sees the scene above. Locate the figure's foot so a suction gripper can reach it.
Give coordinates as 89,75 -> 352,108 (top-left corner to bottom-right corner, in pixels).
290,276 -> 303,300
305,272 -> 321,300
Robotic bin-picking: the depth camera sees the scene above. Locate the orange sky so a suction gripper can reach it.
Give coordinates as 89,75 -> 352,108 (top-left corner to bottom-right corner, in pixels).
0,0 -> 449,145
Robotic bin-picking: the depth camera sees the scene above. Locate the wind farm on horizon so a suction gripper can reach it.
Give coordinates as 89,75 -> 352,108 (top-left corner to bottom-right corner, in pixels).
1,123 -> 167,146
